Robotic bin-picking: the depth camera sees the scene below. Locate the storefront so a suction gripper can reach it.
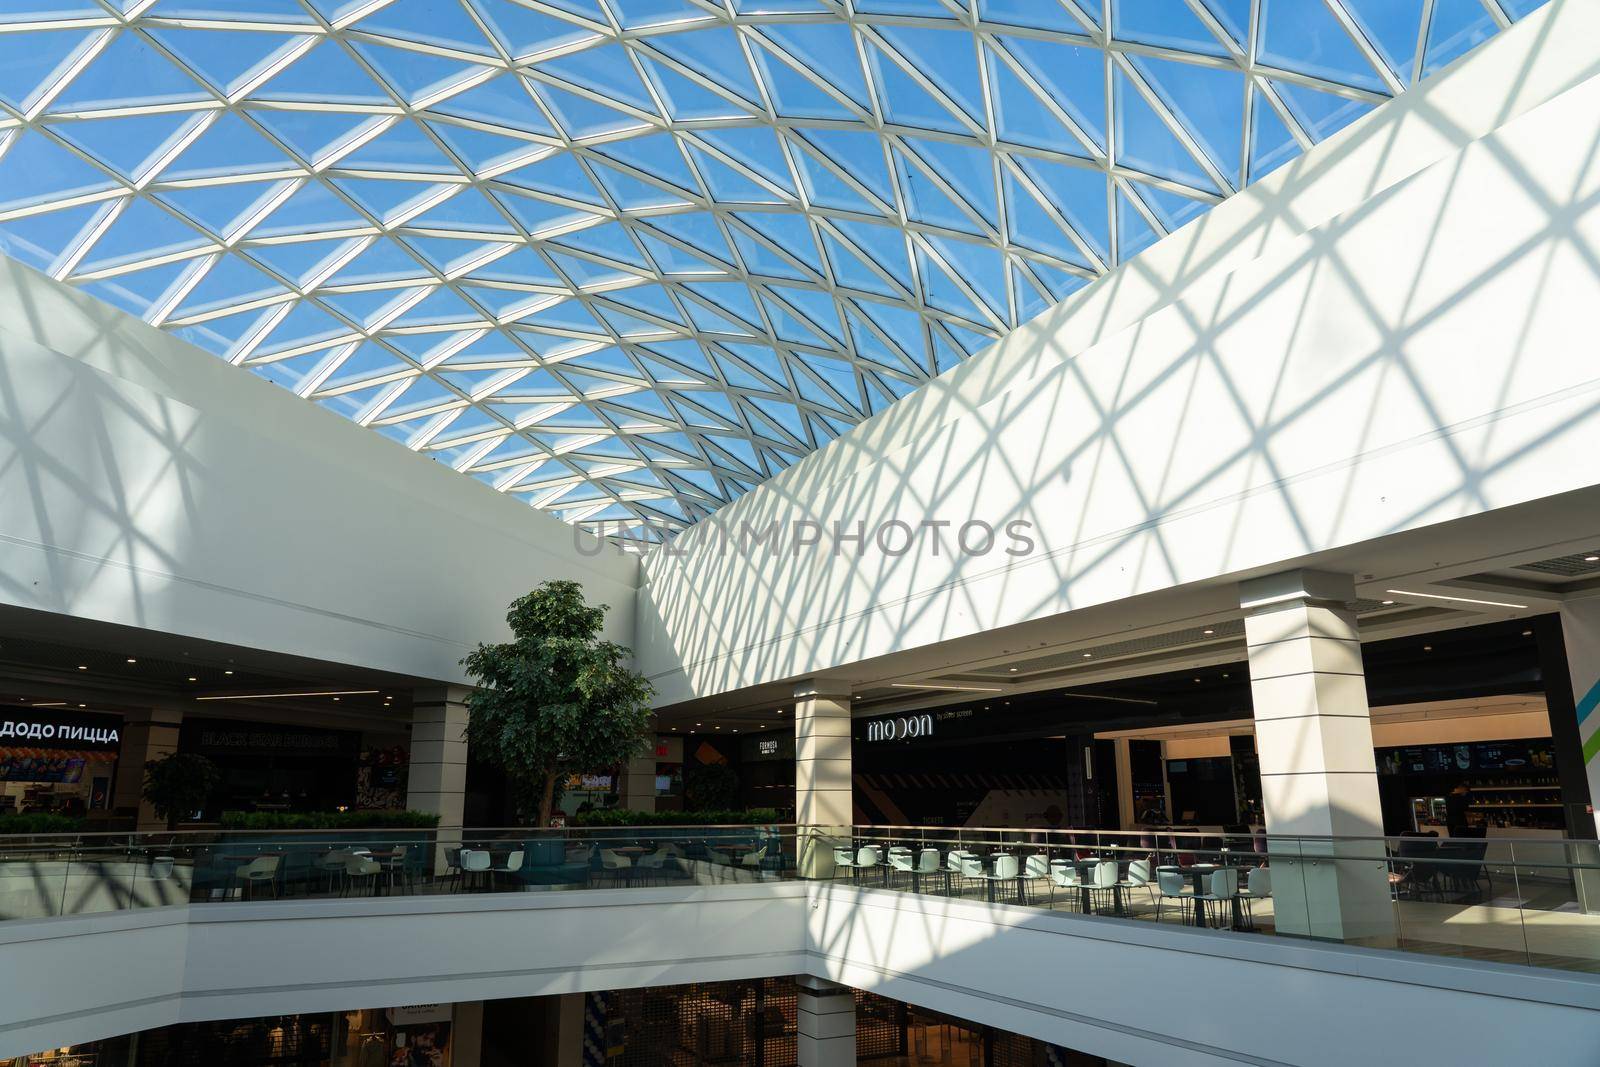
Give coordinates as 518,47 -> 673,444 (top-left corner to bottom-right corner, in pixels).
179,718 -> 365,818
0,709 -> 122,818
849,616 -> 1591,839
6,1005 -> 461,1066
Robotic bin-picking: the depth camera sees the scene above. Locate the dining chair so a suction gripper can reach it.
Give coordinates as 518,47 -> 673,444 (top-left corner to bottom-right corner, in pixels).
234,855 -> 281,901
458,849 -> 491,892
887,846 -> 914,889
1048,860 -> 1082,911
1118,858 -> 1155,907
1021,854 -> 1051,906
600,848 -> 633,887
1239,866 -> 1271,930
342,853 -> 382,897
855,844 -> 883,885
637,847 -> 673,886
740,845 -> 769,872
914,848 -> 941,894
1087,860 -> 1120,914
441,846 -> 462,891
489,849 -> 524,891
976,853 -> 1019,903
1197,867 -> 1240,928
1154,867 -> 1192,924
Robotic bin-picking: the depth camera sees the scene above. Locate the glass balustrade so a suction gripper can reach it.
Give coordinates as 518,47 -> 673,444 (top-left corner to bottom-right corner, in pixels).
3,823 -> 1599,974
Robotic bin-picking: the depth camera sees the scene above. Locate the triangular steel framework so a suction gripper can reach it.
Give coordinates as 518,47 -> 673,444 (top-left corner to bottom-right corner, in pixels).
0,0 -> 1540,541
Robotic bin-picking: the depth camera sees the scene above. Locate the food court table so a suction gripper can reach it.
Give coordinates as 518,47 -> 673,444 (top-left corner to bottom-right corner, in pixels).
1175,865 -> 1244,929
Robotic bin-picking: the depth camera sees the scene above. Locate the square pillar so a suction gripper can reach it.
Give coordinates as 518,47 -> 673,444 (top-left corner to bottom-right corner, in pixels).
796,976 -> 854,1067
619,744 -> 658,813
409,687 -> 469,874
111,709 -> 183,831
1241,570 -> 1394,946
1544,606 -> 1600,914
795,682 -> 851,878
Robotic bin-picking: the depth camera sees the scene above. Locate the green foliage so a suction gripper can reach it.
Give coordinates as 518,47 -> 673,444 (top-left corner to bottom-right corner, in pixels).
142,752 -> 221,830
0,813 -> 86,835
684,763 -> 740,811
218,810 -> 440,830
571,808 -> 779,827
462,580 -> 654,825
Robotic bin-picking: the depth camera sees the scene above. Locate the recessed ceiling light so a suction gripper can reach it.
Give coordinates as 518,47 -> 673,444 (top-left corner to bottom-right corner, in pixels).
1082,653 -> 1092,659
1194,678 -> 1202,683
76,666 -> 87,671
187,676 -> 197,682
333,697 -> 340,701
224,670 -> 233,675
125,658 -> 137,664
1424,645 -> 1433,652
1008,667 -> 1019,672
1202,629 -> 1214,635
77,703 -> 85,708
1382,600 -> 1395,606
714,725 -> 721,729
695,722 -> 702,726
1522,630 -> 1533,637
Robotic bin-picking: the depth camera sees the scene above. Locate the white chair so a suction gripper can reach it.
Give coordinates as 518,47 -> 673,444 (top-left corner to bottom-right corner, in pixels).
490,849 -> 524,890
149,856 -> 174,881
1087,859 -> 1120,914
1048,860 -> 1082,911
1022,854 -> 1051,906
976,853 -> 1019,904
234,855 -> 281,900
913,848 -> 941,894
958,852 -> 986,899
1196,867 -> 1240,929
637,847 -> 673,886
600,848 -> 633,887
1239,866 -> 1271,930
1118,857 -> 1155,908
832,845 -> 857,880
886,846 -> 914,889
855,844 -> 882,885
740,845 -> 769,872
342,853 -> 382,896
458,848 -> 491,892
1154,867 -> 1192,924
947,849 -> 975,895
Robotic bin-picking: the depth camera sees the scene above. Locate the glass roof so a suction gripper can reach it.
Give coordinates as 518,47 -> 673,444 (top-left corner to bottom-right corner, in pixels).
0,0 -> 1543,539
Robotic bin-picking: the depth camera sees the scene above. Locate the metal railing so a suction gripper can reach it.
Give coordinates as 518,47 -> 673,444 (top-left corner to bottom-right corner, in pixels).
2,822 -> 1598,974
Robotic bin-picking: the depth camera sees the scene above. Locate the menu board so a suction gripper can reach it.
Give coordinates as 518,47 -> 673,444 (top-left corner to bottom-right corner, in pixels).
1379,739 -> 1548,775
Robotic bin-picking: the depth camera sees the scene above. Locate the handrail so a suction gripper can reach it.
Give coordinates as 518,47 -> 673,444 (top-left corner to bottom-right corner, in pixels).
0,823 -> 799,841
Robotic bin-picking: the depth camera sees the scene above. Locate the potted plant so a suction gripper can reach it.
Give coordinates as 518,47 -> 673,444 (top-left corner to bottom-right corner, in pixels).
463,580 -> 654,827
142,752 -> 221,831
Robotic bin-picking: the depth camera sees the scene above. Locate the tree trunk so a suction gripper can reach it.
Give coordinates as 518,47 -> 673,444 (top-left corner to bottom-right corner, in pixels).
538,766 -> 558,827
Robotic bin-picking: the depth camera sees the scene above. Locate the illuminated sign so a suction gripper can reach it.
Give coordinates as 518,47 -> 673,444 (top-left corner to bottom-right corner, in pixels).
865,713 -> 934,742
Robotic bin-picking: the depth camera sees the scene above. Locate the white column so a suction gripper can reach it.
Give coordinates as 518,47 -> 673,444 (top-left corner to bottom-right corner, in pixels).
111,708 -> 183,831
1553,602 -> 1600,914
619,744 -> 658,813
1240,570 -> 1394,946
795,682 -> 852,878
796,976 -> 855,1067
409,687 -> 470,874
1113,737 -> 1135,829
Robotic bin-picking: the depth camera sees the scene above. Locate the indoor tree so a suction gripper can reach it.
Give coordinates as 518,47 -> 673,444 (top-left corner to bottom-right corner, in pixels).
462,580 -> 655,827
142,752 -> 221,831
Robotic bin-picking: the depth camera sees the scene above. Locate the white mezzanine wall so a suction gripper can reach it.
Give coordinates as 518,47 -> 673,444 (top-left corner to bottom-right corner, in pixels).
0,257 -> 638,685
635,0 -> 1600,706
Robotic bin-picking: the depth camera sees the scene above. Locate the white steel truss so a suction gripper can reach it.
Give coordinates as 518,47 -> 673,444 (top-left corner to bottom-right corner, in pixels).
0,0 -> 1542,540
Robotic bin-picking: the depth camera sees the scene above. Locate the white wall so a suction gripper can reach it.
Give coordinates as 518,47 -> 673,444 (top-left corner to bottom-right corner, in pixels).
4,882 -> 1599,1065
635,0 -> 1600,706
0,884 -> 809,1057
809,885 -> 1600,1067
0,257 -> 638,683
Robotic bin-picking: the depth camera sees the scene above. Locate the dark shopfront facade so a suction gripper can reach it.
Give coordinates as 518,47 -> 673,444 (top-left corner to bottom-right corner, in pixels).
0,708 -> 123,817
846,616 -> 1595,838
179,718 -> 383,818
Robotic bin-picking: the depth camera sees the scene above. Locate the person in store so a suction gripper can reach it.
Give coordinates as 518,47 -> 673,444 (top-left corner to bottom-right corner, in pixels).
1445,782 -> 1472,837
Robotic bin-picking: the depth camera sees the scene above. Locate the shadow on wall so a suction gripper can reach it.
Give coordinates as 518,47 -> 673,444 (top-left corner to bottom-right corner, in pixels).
636,14 -> 1600,704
